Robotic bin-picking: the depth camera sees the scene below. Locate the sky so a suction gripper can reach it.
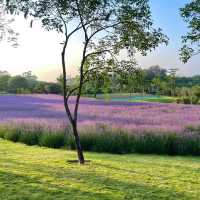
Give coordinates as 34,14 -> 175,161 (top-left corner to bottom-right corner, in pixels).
0,0 -> 199,82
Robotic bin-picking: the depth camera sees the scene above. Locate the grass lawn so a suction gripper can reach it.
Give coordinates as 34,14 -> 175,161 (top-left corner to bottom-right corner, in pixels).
0,139 -> 199,200
139,96 -> 177,103
94,93 -> 177,103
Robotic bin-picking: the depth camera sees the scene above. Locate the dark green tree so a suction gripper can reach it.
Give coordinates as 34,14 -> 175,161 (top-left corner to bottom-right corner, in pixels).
180,0 -> 200,63
168,68 -> 178,96
22,71 -> 38,92
34,81 -> 47,93
8,75 -> 29,93
192,85 -> 200,100
0,70 -> 11,92
83,71 -> 104,98
145,65 -> 167,82
46,83 -> 62,94
7,0 -> 168,164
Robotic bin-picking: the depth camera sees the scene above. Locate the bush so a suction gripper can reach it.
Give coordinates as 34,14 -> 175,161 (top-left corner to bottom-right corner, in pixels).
39,132 -> 66,148
45,83 -> 62,94
19,130 -> 41,145
176,98 -> 182,104
7,76 -> 29,93
185,125 -> 200,133
16,88 -> 32,94
4,128 -> 21,142
182,96 -> 199,104
133,134 -> 164,154
0,127 -> 7,138
191,96 -> 199,104
1,125 -> 200,156
67,130 -> 134,154
68,130 -> 200,156
175,134 -> 200,155
183,97 -> 191,104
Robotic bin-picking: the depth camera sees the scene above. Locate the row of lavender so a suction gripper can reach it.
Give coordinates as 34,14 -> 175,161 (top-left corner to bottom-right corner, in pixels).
0,94 -> 200,155
1,94 -> 200,132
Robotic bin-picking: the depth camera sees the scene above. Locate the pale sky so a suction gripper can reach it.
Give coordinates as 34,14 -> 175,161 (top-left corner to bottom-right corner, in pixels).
0,0 -> 199,82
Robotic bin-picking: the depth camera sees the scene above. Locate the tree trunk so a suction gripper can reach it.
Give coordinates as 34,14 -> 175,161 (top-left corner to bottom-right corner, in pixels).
61,36 -> 85,164
72,122 -> 85,164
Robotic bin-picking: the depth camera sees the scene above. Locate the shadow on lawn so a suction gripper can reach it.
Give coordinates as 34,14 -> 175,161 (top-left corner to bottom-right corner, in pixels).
0,159 -> 194,200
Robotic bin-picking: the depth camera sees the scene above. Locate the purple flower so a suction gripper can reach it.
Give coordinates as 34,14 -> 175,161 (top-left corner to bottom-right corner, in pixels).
0,94 -> 200,133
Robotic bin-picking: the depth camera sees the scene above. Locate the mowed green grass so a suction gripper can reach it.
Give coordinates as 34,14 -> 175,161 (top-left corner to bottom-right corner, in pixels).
95,93 -> 177,103
138,96 -> 177,103
0,139 -> 200,200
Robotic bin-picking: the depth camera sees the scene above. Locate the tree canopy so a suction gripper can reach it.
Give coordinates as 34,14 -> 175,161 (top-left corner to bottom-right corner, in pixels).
0,0 -> 18,46
5,0 -> 168,164
180,0 -> 200,62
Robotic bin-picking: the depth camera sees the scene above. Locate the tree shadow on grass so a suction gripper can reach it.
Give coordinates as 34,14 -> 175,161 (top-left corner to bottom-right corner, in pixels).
0,159 -> 195,200
0,170 -> 114,200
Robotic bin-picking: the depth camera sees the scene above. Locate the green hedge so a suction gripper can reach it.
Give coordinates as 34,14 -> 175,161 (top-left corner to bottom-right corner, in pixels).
0,125 -> 200,155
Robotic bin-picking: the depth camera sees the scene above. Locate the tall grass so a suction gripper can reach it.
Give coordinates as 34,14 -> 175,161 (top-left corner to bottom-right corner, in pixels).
0,124 -> 200,155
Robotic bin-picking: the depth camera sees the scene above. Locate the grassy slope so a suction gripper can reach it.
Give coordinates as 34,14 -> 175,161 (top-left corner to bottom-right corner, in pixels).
94,93 -> 177,103
0,140 -> 199,200
129,96 -> 176,103
138,96 -> 177,103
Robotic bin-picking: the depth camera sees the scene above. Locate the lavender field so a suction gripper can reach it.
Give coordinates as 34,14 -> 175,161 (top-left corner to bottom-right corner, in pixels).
1,94 -> 200,133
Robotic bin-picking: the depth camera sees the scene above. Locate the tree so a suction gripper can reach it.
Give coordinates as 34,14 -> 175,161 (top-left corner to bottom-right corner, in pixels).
0,70 -> 11,92
7,0 -> 168,164
101,70 -> 112,100
34,81 -> 47,93
168,68 -> 178,96
46,82 -> 62,94
126,68 -> 144,96
8,75 -> 29,93
145,65 -> 167,81
152,76 -> 162,95
135,69 -> 146,94
83,71 -> 104,98
180,0 -> 200,63
22,71 -> 38,92
0,0 -> 18,46
192,85 -> 200,100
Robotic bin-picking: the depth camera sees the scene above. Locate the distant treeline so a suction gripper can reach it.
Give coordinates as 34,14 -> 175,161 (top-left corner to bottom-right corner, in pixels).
176,76 -> 200,87
79,65 -> 200,97
0,70 -> 61,94
1,66 -> 200,99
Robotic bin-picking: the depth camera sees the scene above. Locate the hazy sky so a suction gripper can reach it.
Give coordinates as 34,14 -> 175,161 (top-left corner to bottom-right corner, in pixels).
0,0 -> 199,82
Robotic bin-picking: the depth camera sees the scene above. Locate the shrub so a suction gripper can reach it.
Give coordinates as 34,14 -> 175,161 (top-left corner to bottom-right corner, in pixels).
19,130 -> 41,146
16,88 -> 32,94
4,128 -> 21,142
68,130 -> 135,154
175,134 -> 200,155
39,132 -> 66,148
176,98 -> 182,104
183,97 -> 191,104
0,127 -> 7,138
45,83 -> 62,94
191,96 -> 199,104
68,130 -> 200,156
1,124 -> 200,156
185,125 -> 200,133
182,96 -> 199,104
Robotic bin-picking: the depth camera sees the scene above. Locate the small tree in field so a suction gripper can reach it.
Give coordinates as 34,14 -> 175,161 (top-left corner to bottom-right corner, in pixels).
6,0 -> 168,164
180,0 -> 200,63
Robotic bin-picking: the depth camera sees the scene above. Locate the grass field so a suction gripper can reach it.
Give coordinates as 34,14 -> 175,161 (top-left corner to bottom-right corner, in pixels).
95,93 -> 177,103
136,96 -> 176,103
0,139 -> 199,200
